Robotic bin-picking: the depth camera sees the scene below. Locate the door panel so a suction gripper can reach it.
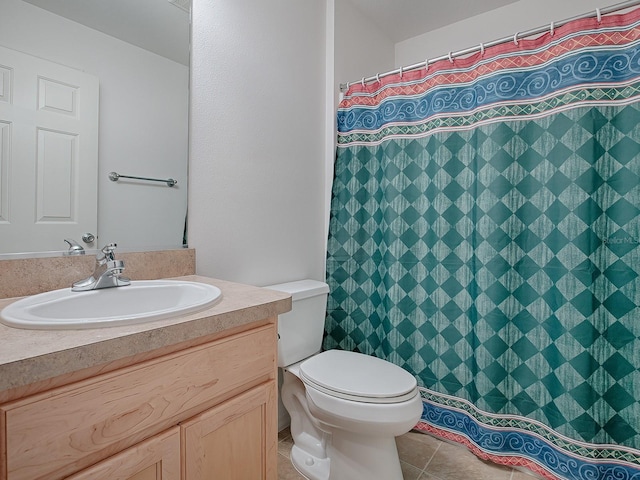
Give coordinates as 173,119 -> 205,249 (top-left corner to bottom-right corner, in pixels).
0,45 -> 98,253
181,382 -> 278,480
65,427 -> 180,480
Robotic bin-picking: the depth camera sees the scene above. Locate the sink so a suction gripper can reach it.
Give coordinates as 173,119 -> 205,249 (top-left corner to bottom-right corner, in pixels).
0,280 -> 222,330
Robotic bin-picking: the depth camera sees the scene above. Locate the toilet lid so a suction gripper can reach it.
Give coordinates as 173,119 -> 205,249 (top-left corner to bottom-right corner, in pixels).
299,350 -> 418,404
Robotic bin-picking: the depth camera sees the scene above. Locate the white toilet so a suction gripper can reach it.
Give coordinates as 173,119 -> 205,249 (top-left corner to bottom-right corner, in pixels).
267,279 -> 423,480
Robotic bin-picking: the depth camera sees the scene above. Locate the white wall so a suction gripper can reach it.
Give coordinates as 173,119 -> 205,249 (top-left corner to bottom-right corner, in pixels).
334,0 -> 395,102
0,0 -> 189,252
189,0 -> 327,286
396,0 -> 611,67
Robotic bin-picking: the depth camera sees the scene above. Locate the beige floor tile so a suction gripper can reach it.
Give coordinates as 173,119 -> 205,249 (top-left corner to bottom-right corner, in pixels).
278,453 -> 306,480
278,427 -> 525,480
418,473 -> 444,480
424,440 -> 512,480
278,431 -> 295,457
401,460 -> 424,480
396,430 -> 442,470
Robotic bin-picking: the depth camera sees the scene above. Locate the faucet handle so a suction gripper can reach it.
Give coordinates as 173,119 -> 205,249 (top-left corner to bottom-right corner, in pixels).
64,238 -> 85,255
101,242 -> 117,251
99,242 -> 118,261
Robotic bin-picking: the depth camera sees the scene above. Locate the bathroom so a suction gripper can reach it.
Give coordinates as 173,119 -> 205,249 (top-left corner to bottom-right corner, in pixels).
1,0 -> 639,479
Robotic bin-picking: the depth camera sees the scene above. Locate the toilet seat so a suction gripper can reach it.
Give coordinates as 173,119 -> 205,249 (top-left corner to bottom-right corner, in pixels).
299,350 -> 418,404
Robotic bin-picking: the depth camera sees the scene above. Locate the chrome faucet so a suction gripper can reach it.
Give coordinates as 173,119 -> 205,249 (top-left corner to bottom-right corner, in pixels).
72,243 -> 131,291
64,238 -> 85,255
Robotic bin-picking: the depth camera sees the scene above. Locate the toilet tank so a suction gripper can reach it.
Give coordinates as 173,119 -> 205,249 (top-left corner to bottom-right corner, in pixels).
265,279 -> 329,368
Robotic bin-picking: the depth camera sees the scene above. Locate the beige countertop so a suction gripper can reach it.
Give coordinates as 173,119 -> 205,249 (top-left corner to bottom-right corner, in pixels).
0,275 -> 291,395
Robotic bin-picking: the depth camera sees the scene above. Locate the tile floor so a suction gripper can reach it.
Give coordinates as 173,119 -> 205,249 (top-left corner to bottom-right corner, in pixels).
277,428 -> 542,480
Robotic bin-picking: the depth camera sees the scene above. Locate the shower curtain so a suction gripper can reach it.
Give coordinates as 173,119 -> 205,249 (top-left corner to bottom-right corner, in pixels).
325,8 -> 640,480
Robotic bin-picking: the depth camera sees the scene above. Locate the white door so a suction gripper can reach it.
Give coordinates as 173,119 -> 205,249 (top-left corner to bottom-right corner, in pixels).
0,45 -> 98,254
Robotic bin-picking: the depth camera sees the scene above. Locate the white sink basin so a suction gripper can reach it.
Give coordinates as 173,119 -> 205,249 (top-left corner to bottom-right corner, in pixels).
0,280 -> 222,330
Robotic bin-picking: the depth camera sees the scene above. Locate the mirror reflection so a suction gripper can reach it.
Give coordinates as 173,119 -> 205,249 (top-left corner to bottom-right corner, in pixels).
0,0 -> 190,255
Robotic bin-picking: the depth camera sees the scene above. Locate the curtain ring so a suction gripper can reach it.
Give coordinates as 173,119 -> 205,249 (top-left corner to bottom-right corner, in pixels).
596,8 -> 602,23
425,59 -> 429,71
400,66 -> 403,78
479,43 -> 485,57
361,77 -> 366,87
376,73 -> 380,83
550,21 -> 555,37
513,32 -> 519,46
448,51 -> 454,63
346,81 -> 350,90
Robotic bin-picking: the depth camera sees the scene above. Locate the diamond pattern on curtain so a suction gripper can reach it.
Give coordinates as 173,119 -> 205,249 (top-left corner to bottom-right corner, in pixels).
325,9 -> 640,480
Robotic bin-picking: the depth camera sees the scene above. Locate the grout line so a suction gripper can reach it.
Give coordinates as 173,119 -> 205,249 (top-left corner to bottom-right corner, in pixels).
418,441 -> 442,478
425,441 -> 442,467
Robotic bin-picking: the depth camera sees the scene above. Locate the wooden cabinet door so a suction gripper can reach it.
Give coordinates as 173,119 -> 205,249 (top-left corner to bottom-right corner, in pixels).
65,427 -> 180,480
2,325 -> 275,480
182,382 -> 277,480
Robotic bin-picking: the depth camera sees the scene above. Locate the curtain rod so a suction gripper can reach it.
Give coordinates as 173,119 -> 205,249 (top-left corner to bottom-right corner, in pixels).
339,0 -> 640,92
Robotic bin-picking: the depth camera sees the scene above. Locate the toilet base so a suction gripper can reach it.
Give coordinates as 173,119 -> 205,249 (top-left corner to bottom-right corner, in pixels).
290,432 -> 403,480
291,444 -> 330,480
325,430 -> 403,480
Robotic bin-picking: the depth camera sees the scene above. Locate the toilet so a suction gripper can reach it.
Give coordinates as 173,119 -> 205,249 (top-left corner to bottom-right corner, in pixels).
267,279 -> 423,480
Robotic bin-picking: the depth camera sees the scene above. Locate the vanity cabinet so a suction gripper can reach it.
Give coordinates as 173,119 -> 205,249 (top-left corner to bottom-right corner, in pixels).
182,382 -> 276,479
0,321 -> 278,480
66,427 -> 181,480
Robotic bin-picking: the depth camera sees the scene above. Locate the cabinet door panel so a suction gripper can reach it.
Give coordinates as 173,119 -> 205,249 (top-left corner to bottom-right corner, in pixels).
66,427 -> 179,480
1,324 -> 276,480
182,382 -> 277,480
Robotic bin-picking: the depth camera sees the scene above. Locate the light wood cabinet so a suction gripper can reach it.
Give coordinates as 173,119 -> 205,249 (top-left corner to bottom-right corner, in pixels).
66,427 -> 181,480
182,382 -> 277,480
0,321 -> 278,480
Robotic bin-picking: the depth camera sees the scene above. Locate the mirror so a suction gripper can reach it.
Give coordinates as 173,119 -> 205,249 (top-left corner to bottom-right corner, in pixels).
0,0 -> 190,256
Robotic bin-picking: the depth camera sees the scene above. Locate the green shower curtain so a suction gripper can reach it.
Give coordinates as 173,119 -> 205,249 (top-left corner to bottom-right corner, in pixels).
325,8 -> 640,480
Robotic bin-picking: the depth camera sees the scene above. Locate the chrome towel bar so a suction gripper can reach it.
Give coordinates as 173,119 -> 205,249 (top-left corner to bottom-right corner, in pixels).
108,171 -> 177,187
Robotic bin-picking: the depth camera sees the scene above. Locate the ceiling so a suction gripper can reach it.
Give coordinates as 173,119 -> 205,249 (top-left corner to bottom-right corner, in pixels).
347,0 -> 520,43
22,0 -> 190,65
21,0 -> 519,65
